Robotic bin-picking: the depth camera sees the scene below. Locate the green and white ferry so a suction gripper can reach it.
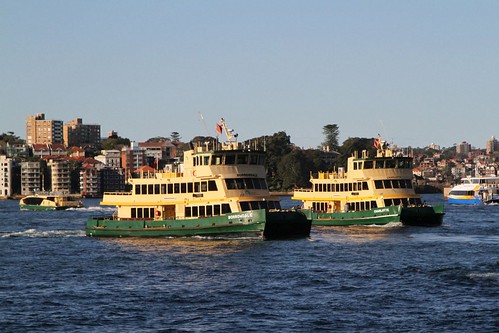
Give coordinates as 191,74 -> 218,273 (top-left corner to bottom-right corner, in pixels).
292,136 -> 444,227
86,119 -> 311,239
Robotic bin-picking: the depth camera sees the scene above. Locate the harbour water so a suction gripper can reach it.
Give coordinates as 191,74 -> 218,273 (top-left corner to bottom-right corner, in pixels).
1,195 -> 497,332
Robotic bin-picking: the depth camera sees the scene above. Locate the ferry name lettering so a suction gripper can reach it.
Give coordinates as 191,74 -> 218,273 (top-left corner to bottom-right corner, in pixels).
373,208 -> 390,214
228,212 -> 253,220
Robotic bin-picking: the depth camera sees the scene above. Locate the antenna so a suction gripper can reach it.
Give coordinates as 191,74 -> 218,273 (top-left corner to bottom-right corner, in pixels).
198,112 -> 211,136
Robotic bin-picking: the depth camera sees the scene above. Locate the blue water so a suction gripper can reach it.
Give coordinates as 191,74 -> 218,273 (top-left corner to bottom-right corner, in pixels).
1,195 -> 497,332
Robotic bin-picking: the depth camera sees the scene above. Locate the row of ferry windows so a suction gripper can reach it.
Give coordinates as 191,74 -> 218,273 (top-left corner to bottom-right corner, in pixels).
312,201 -> 378,212
240,200 -> 280,211
134,181 -> 218,195
193,153 -> 265,166
226,178 -> 267,190
353,159 -> 413,170
185,204 -> 231,218
374,179 -> 413,189
314,182 -> 369,192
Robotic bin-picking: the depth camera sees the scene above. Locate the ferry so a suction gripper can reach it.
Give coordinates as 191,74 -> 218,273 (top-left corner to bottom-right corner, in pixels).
292,136 -> 444,227
86,119 -> 312,239
447,176 -> 499,205
20,193 -> 83,211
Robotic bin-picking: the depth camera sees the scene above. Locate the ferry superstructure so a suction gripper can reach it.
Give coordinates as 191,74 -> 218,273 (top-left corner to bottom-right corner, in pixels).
447,176 -> 499,205
292,136 -> 444,226
20,193 -> 83,211
86,119 -> 311,238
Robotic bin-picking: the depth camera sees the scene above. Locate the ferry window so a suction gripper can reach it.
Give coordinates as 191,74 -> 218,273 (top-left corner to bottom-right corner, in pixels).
374,180 -> 383,189
206,206 -> 213,216
173,183 -> 179,194
353,183 -> 358,191
376,160 -> 384,169
208,180 -> 217,191
155,184 -> 160,194
144,208 -> 150,219
225,154 -> 236,165
204,156 -> 210,165
353,162 -> 358,170
245,179 -> 255,189
142,184 -> 147,195
335,184 -> 339,192
214,205 -> 221,215
194,182 -> 200,192
138,208 -> 143,218
193,157 -> 197,166
241,202 -> 250,211
237,154 -> 248,164
383,180 -> 391,189
385,160 -> 396,168
188,183 -> 193,193
131,208 -> 137,218
340,184 -> 344,192
327,184 -> 331,192
259,179 -> 267,189
364,161 -> 373,169
181,183 -> 186,193
363,182 -> 369,190
192,206 -> 198,217
201,182 -> 208,192
235,179 -> 244,189
148,184 -> 153,194
161,184 -> 166,194
249,154 -> 259,165
406,181 -> 413,189
199,206 -> 205,217
371,200 -> 377,208
348,183 -> 353,192
399,180 -> 407,188
314,184 -> 319,192
185,207 -> 192,217
392,180 -> 400,189
135,185 -> 140,195
168,184 -> 173,194
397,160 -> 406,168
222,204 -> 231,214
225,179 -> 236,190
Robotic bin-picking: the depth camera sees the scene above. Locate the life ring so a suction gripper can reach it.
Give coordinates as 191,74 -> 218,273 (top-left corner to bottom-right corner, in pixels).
155,210 -> 160,217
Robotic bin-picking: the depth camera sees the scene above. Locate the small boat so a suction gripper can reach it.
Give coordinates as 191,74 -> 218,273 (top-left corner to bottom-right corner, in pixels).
292,135 -> 444,227
20,193 -> 83,211
86,118 -> 312,239
447,176 -> 499,205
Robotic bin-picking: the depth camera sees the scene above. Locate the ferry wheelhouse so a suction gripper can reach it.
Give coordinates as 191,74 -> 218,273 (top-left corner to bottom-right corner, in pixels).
293,137 -> 444,226
86,119 -> 311,238
447,176 -> 499,205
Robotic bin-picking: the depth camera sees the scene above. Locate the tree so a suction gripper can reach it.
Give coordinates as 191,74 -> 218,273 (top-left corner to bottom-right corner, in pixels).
321,124 -> 340,151
337,137 -> 377,167
171,132 -> 181,142
101,137 -> 131,150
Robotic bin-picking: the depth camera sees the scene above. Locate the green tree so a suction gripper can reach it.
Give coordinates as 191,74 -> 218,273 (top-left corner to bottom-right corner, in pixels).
101,137 -> 131,150
171,132 -> 181,142
337,137 -> 377,167
321,124 -> 340,151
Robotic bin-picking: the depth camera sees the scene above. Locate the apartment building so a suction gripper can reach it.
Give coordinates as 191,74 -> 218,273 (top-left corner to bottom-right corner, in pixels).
21,161 -> 42,195
63,118 -> 101,148
0,155 -> 13,197
26,113 -> 63,145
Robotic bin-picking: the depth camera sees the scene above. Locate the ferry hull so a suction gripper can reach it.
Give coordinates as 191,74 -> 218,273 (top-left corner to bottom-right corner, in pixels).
312,206 -> 402,226
20,204 -> 76,211
86,209 -> 312,239
311,205 -> 444,227
263,209 -> 312,239
400,204 -> 444,227
447,197 -> 481,205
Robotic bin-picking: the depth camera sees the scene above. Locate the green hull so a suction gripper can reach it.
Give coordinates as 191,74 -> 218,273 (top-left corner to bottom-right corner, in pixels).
313,205 -> 402,226
311,204 -> 444,227
86,209 -> 267,238
20,204 -> 69,211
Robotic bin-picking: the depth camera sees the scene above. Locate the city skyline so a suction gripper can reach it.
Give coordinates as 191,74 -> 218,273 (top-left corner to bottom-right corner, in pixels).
2,1 -> 498,149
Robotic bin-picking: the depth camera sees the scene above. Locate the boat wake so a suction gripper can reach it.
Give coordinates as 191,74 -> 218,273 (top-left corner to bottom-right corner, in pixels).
67,206 -> 115,212
366,222 -> 403,228
1,228 -> 86,238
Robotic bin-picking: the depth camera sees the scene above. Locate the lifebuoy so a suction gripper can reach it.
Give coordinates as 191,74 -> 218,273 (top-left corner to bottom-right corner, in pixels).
155,210 -> 160,216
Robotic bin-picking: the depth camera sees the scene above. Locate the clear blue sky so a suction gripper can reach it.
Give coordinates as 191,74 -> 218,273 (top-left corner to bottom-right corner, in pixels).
2,0 -> 498,149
